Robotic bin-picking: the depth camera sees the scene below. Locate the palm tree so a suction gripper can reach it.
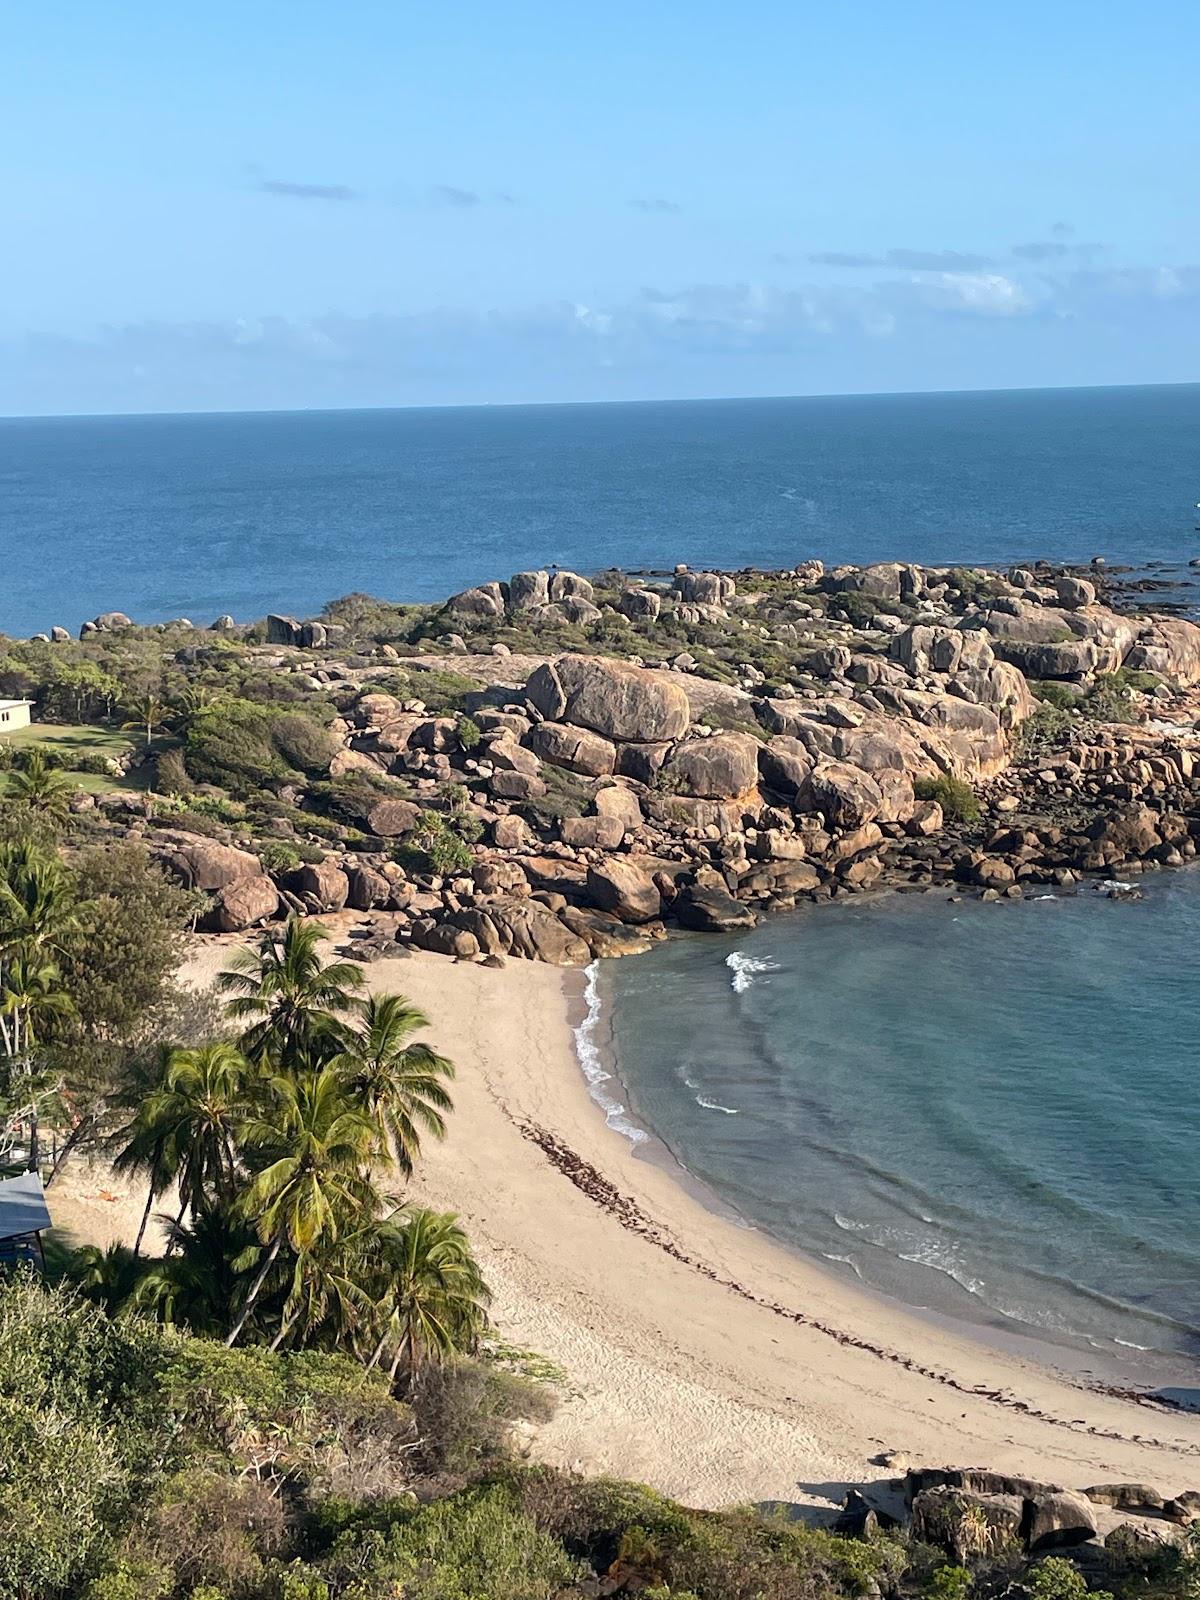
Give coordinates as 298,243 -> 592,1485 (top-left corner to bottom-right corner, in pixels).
67,1241 -> 143,1314
6,750 -> 76,821
121,689 -> 168,749
0,953 -> 73,1059
225,1067 -> 381,1346
331,994 -> 455,1179
272,1235 -> 373,1352
133,1041 -> 255,1222
0,841 -> 79,958
132,1206 -> 262,1336
219,916 -> 365,1066
361,1206 -> 490,1384
111,1047 -> 183,1256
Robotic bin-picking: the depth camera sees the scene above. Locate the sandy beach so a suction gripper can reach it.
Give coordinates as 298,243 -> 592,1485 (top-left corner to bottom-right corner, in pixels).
55,920 -> 1200,1513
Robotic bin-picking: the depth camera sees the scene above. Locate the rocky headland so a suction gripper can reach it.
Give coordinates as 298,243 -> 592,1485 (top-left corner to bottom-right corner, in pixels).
32,555 -> 1200,963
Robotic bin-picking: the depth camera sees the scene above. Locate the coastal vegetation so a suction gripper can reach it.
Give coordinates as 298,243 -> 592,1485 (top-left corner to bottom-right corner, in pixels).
11,1269 -> 1197,1600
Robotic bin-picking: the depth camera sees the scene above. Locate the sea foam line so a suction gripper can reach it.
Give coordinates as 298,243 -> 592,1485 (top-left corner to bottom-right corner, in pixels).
726,950 -> 780,993
573,961 -> 647,1145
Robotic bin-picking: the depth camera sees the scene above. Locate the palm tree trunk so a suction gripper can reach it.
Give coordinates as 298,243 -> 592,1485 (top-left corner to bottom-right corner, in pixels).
132,1184 -> 155,1258
269,1309 -> 297,1352
225,1232 -> 283,1347
164,1198 -> 187,1255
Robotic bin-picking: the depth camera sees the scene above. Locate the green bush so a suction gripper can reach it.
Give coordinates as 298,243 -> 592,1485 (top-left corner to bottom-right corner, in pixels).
260,840 -> 304,875
913,774 -> 980,823
411,1361 -> 558,1481
1031,681 -> 1079,711
1027,1556 -> 1111,1599
416,812 -> 475,877
0,1395 -> 126,1600
928,1564 -> 974,1597
1018,702 -> 1076,756
185,701 -> 292,794
455,715 -> 482,751
270,712 -> 339,775
326,1483 -> 580,1600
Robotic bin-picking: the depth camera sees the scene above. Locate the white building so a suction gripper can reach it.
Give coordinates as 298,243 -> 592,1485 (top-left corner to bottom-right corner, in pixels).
0,699 -> 32,733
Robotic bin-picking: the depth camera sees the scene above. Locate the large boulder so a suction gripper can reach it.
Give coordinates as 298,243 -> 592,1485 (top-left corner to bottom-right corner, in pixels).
593,783 -> 644,831
529,720 -> 617,778
996,637 -> 1101,681
911,1487 -> 1023,1561
549,570 -> 594,602
202,875 -> 279,933
290,861 -> 350,912
673,883 -> 757,932
586,858 -> 662,923
758,737 -> 813,797
825,563 -> 903,601
345,863 -> 393,910
894,625 -> 994,676
1097,805 -> 1161,859
1027,1490 -> 1099,1552
619,586 -> 662,621
947,661 -> 1035,728
363,798 -> 421,838
1055,575 -> 1096,609
560,815 -> 626,850
508,570 -> 550,610
659,732 -> 760,799
485,898 -> 591,965
446,581 -> 506,618
266,614 -> 302,646
159,838 -> 262,892
527,655 -> 690,744
673,571 -> 734,605
808,761 -> 884,829
1126,616 -> 1200,684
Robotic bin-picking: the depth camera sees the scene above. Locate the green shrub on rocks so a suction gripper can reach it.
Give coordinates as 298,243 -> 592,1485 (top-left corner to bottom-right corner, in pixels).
914,774 -> 980,823
1031,681 -> 1080,711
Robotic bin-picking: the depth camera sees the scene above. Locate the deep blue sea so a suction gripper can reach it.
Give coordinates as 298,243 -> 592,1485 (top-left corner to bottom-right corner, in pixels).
5,384 -> 1199,1381
2,384 -> 1199,639
602,875 -> 1200,1387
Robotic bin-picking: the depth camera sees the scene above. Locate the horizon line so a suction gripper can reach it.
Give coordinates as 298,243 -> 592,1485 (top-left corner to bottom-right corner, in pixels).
3,377 -> 1198,426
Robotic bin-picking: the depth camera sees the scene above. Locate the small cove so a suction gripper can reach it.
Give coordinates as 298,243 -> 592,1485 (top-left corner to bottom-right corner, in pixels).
602,872 -> 1200,1389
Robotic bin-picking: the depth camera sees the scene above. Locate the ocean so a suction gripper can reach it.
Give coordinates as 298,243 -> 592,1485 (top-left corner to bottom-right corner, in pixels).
2,383 -> 1199,639
5,382 -> 1199,1382
602,874 -> 1200,1388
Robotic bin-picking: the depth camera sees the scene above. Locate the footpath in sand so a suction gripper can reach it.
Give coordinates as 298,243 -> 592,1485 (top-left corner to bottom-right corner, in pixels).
58,925 -> 1200,1515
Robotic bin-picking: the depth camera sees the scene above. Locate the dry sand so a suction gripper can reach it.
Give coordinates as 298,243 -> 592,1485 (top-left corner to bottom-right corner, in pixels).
60,922 -> 1200,1514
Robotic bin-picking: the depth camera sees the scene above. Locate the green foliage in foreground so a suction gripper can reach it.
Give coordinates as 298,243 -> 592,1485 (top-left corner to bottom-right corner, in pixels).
2,1275 -> 1191,1600
913,774 -> 980,823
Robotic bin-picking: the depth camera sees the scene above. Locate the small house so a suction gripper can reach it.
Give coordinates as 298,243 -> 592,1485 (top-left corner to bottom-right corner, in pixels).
0,699 -> 32,734
0,1170 -> 52,1267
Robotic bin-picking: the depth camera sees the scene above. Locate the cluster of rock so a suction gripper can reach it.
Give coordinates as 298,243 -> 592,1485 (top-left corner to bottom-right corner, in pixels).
74,558 -> 1199,963
836,1462 -> 1200,1578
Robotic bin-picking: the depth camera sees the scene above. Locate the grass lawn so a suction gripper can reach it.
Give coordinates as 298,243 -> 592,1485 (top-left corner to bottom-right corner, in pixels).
0,720 -> 150,794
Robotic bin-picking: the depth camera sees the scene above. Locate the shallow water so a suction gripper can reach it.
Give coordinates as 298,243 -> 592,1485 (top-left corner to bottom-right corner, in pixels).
4,383 -> 1200,636
606,874 -> 1200,1386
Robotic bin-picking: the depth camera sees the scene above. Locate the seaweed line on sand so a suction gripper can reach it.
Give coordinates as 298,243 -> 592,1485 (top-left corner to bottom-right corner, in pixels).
514,1116 -> 1200,1457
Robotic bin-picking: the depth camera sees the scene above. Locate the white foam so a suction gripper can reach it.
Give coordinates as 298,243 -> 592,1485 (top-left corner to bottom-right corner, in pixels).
726,950 -> 781,993
573,961 -> 648,1145
696,1094 -> 739,1115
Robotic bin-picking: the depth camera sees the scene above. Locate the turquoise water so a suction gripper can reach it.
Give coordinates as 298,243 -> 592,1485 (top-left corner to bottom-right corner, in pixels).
3,383 -> 1200,637
605,874 -> 1200,1387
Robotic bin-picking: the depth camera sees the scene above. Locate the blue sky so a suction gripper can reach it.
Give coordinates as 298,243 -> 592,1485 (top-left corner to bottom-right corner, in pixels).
4,1 -> 1198,413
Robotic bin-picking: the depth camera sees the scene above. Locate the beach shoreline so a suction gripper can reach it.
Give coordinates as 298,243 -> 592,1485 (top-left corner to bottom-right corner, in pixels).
148,926 -> 1196,1507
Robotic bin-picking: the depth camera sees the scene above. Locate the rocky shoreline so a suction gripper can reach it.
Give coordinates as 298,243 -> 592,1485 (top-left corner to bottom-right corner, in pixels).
35,557 -> 1200,963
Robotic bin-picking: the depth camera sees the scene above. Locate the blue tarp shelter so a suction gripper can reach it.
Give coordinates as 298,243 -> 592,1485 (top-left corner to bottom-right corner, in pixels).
0,1170 -> 52,1266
